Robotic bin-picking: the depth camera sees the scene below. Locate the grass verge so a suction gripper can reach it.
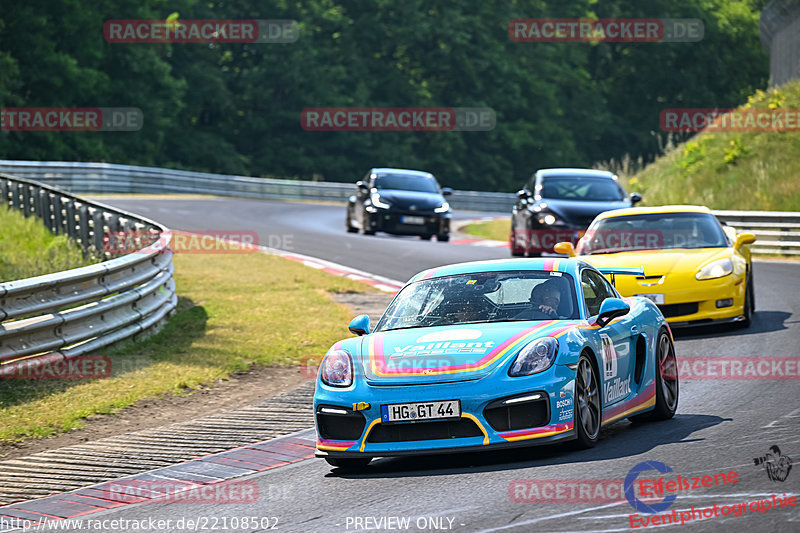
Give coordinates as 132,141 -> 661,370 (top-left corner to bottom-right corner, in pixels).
0,207 -> 98,282
627,79 -> 800,211
462,219 -> 510,242
0,251 -> 374,442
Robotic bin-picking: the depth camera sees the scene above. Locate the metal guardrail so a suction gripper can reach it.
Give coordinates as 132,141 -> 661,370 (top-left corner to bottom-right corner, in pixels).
715,210 -> 800,255
0,160 -> 516,213
0,160 -> 797,255
0,173 -> 177,373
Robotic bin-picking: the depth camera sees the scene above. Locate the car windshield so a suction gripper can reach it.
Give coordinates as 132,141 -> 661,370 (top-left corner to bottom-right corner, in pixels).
576,212 -> 729,254
374,174 -> 439,193
538,176 -> 624,201
376,271 -> 579,331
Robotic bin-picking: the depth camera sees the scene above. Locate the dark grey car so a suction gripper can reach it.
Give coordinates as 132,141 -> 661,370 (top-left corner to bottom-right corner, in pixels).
346,168 -> 452,241
510,168 -> 641,256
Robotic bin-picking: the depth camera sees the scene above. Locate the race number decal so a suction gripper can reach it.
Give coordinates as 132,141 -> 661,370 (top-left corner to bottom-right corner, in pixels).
600,334 -> 617,379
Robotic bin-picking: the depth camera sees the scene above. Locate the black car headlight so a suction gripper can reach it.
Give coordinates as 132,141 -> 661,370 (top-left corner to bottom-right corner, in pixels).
370,192 -> 391,209
509,337 -> 558,376
537,212 -> 558,225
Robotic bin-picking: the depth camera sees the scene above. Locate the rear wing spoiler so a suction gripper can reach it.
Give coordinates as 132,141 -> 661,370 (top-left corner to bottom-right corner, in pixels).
597,267 -> 644,286
597,267 -> 644,277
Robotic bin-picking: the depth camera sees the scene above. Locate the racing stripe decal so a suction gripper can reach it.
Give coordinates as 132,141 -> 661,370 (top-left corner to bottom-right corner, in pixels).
498,422 -> 574,442
461,413 -> 490,445
316,438 -> 357,452
360,418 -> 382,452
368,321 -> 566,377
602,382 -> 656,425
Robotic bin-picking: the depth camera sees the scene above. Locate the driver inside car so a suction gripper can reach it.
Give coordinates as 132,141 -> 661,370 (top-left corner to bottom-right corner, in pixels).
514,278 -> 564,319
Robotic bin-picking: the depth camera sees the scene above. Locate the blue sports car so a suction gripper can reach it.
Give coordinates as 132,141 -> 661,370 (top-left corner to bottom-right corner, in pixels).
314,258 -> 678,469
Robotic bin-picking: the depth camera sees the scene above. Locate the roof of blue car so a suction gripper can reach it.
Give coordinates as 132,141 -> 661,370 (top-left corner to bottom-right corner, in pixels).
535,168 -> 616,179
371,168 -> 434,178
408,258 -> 584,283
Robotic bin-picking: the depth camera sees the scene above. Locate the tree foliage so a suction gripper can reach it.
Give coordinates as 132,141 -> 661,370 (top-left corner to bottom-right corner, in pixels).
0,0 -> 768,190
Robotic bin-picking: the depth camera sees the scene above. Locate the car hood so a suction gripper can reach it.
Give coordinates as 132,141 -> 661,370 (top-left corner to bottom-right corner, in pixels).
357,321 -> 577,385
540,199 -> 630,226
376,190 -> 444,210
583,248 -> 730,277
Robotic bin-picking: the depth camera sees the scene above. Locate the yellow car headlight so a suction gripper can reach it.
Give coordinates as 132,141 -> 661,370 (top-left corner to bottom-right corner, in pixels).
696,258 -> 733,280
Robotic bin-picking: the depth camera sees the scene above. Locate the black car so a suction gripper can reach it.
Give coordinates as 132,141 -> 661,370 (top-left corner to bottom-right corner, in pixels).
346,168 -> 452,241
510,168 -> 641,256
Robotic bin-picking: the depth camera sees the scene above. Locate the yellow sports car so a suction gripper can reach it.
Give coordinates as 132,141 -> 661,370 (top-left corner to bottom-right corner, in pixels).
555,206 -> 756,328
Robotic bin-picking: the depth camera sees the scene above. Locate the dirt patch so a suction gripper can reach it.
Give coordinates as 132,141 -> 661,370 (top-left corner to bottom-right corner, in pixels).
0,365 -> 309,461
0,291 -> 394,461
330,291 -> 394,321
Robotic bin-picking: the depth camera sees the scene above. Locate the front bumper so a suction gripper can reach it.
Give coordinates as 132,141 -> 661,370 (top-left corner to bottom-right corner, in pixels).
617,273 -> 746,327
314,365 -> 577,458
368,209 -> 450,236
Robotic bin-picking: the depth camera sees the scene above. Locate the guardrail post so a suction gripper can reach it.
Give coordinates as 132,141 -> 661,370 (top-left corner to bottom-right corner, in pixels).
39,189 -> 54,231
93,208 -> 106,253
52,195 -> 64,234
0,179 -> 8,207
64,199 -> 77,240
15,182 -> 25,212
78,203 -> 90,251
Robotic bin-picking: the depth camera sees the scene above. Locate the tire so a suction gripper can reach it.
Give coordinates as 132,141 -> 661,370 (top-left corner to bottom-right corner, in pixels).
436,234 -> 449,242
574,353 -> 601,448
346,211 -> 358,233
325,457 -> 371,470
738,273 -> 754,328
361,211 -> 376,235
629,329 -> 678,423
420,234 -> 432,241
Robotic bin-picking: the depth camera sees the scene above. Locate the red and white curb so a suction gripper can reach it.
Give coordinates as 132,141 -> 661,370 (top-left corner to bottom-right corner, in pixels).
257,245 -> 405,293
452,216 -> 509,248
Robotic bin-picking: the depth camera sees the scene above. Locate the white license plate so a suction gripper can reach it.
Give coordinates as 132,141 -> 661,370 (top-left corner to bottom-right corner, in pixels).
636,293 -> 665,305
381,400 -> 460,423
401,216 -> 425,225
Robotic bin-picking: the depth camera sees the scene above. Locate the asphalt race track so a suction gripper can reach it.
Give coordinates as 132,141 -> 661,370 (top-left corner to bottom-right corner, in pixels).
69,197 -> 800,532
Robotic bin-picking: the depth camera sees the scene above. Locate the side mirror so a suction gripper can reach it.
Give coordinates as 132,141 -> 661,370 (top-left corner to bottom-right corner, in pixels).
441,187 -> 453,196
517,189 -> 531,200
735,233 -> 756,248
356,180 -> 369,191
596,298 -> 630,327
348,314 -> 371,336
630,192 -> 642,205
553,241 -> 576,257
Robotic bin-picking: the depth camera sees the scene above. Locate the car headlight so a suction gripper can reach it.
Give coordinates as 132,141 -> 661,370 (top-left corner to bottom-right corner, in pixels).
434,201 -> 450,213
537,212 -> 558,225
696,258 -> 733,280
509,337 -> 558,376
370,192 -> 391,209
320,350 -> 353,387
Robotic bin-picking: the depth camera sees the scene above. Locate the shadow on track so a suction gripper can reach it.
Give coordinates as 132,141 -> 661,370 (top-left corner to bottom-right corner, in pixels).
672,310 -> 791,340
326,413 -> 727,479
